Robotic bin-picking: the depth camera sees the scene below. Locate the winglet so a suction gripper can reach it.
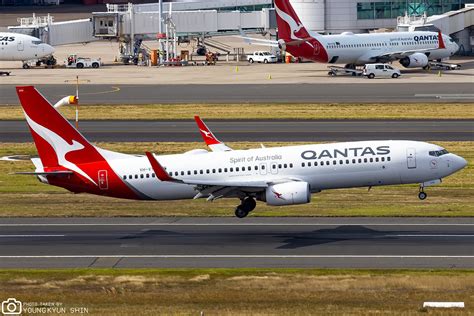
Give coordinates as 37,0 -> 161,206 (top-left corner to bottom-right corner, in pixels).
194,116 -> 221,146
145,152 -> 175,182
438,31 -> 446,49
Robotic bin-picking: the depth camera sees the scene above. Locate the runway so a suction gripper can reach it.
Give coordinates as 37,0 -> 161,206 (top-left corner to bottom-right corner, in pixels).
2,119 -> 472,142
0,217 -> 473,268
1,83 -> 474,104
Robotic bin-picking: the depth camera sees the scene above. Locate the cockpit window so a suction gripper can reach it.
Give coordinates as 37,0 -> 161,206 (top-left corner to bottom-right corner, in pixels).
449,38 -> 454,43
32,40 -> 42,45
429,149 -> 449,157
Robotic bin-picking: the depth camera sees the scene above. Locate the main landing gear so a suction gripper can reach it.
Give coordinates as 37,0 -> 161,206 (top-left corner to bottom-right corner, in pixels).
234,197 -> 256,218
418,187 -> 427,200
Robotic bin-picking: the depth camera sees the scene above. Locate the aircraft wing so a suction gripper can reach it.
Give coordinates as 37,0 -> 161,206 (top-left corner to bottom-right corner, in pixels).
373,48 -> 438,60
194,116 -> 233,152
15,171 -> 73,176
146,152 -> 298,201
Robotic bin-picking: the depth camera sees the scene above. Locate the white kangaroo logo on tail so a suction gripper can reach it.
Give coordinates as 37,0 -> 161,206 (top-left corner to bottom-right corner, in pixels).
274,2 -> 315,48
24,112 -> 98,186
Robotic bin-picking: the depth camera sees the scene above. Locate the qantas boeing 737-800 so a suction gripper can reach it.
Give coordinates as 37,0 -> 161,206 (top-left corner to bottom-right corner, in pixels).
247,0 -> 459,69
16,86 -> 467,218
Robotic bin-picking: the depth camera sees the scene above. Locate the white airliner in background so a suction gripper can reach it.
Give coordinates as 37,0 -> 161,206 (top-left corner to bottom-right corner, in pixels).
0,32 -> 55,67
247,0 -> 459,69
16,86 -> 467,218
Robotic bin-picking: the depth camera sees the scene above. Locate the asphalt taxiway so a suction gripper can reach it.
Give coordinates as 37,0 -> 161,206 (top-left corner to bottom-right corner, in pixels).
0,217 -> 473,268
2,119 -> 472,142
1,83 -> 474,104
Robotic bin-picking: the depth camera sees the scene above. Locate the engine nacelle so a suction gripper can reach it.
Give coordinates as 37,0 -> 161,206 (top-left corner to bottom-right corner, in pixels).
277,39 -> 287,52
265,181 -> 311,206
399,53 -> 428,68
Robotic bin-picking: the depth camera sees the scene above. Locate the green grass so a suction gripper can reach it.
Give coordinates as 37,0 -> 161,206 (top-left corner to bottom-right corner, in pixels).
0,269 -> 473,315
1,103 -> 473,120
0,141 -> 472,217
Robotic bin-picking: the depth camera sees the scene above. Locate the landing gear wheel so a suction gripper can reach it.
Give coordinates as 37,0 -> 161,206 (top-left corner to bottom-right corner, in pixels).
418,191 -> 427,200
22,63 -> 30,69
242,197 -> 256,212
235,207 -> 248,218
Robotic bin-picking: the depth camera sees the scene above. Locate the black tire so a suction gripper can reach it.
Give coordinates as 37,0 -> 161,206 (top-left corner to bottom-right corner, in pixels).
22,63 -> 29,69
242,197 -> 257,213
263,59 -> 268,64
235,207 -> 248,218
392,73 -> 399,79
418,192 -> 427,200
92,62 -> 99,68
368,73 -> 375,79
445,66 -> 451,70
248,58 -> 254,64
76,63 -> 84,69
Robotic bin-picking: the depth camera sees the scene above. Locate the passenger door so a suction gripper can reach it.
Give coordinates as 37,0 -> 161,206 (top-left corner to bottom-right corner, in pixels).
407,148 -> 416,169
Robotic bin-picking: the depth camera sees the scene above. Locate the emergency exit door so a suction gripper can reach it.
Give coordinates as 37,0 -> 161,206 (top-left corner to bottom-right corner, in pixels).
98,170 -> 108,190
407,148 -> 416,169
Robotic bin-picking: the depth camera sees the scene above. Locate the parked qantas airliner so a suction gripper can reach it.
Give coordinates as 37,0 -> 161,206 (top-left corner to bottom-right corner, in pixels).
17,86 -> 467,218
258,0 -> 459,68
0,32 -> 54,67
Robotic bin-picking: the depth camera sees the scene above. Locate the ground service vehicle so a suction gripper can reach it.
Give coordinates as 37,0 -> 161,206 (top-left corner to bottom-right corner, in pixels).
247,51 -> 278,64
363,64 -> 401,79
65,54 -> 101,69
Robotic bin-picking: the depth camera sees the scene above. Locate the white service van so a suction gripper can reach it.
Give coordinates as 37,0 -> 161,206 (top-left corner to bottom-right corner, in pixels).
363,64 -> 401,79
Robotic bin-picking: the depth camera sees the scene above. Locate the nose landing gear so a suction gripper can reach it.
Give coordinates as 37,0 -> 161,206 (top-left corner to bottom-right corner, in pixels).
234,197 -> 257,218
418,187 -> 427,200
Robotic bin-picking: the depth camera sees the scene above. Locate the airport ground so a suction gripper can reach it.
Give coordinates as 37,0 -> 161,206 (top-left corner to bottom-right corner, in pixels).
0,30 -> 473,313
1,268 -> 473,315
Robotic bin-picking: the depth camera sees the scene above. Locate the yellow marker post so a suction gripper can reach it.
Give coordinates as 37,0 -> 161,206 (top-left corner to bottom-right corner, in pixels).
438,70 -> 442,77
235,66 -> 239,72
268,74 -> 272,80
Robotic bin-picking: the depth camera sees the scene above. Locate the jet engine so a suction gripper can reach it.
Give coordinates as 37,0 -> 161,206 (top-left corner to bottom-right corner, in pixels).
277,39 -> 287,52
399,53 -> 429,68
264,181 -> 311,206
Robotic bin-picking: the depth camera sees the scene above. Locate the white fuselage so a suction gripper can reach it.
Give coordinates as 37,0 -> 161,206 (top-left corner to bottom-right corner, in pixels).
101,140 -> 466,201
0,32 -> 55,62
320,31 -> 459,65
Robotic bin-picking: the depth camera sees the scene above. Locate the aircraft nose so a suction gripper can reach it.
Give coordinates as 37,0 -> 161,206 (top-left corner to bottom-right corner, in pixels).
46,44 -> 55,55
452,154 -> 467,171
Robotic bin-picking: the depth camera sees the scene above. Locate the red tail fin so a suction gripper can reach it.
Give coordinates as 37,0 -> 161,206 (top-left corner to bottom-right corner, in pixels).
16,86 -> 106,182
438,31 -> 446,49
274,0 -> 329,63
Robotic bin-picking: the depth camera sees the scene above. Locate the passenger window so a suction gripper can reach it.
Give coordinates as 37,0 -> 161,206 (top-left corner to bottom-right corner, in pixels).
314,162 -> 318,166
369,158 -> 373,163
236,167 -> 240,172
358,159 -> 362,163
212,169 -> 216,173
333,161 -> 337,165
326,161 -> 330,166
387,157 -> 391,162
187,171 -> 191,175
278,164 -> 282,169
181,171 -> 185,176
375,158 -> 379,162
339,160 -> 343,165
290,163 -> 293,168
381,157 -> 385,162
225,168 -> 228,172
230,168 -> 234,172
302,162 -> 305,167
346,159 -> 349,164
123,175 -> 127,180
135,175 -> 138,179
140,174 -> 144,179
352,159 -> 356,164
364,158 -> 368,163
152,173 -> 155,178
254,166 -> 258,170
219,168 -> 222,173
200,170 -> 204,174
146,174 -> 150,178
284,164 -> 287,168
206,169 -> 210,174
194,170 -> 197,175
